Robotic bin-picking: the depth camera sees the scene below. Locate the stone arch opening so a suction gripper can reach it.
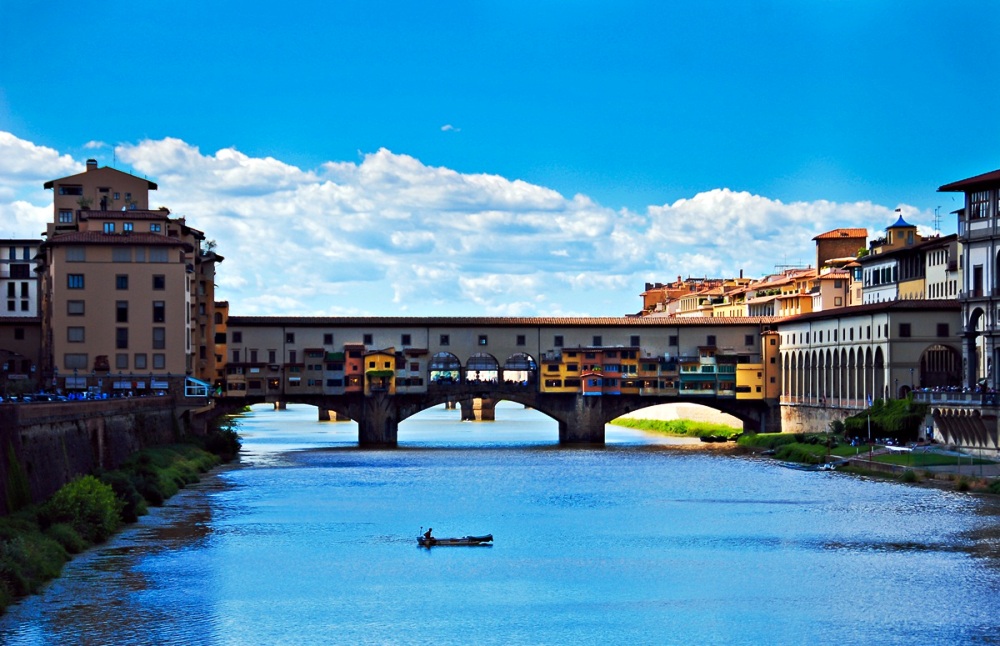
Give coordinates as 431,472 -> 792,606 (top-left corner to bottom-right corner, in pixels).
502,352 -> 537,385
429,352 -> 462,384
465,353 -> 499,383
919,344 -> 961,388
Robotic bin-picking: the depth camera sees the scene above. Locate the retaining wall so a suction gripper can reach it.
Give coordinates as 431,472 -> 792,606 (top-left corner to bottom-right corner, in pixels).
0,398 -> 183,515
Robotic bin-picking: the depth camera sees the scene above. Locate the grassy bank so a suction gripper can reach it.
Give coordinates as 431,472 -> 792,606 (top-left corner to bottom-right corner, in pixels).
610,417 -> 741,440
0,417 -> 241,614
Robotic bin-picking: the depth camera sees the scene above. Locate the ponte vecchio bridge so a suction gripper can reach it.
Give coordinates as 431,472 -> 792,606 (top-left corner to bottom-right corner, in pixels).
218,316 -> 782,444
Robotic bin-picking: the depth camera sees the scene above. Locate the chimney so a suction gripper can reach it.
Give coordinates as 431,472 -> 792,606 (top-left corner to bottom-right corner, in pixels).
86,159 -> 98,172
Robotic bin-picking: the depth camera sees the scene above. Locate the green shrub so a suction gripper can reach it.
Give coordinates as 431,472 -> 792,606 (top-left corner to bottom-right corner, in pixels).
737,433 -> 798,450
898,469 -> 920,483
956,477 -> 971,492
776,444 -> 824,464
45,523 -> 87,554
99,471 -> 148,523
40,476 -> 123,544
987,480 -> 1000,495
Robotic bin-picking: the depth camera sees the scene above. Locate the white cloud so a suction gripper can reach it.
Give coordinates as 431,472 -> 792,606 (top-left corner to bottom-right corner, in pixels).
0,131 -> 933,317
441,124 -> 460,132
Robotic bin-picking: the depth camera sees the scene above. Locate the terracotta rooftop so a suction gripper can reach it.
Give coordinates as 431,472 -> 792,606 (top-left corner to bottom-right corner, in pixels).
782,299 -> 960,324
79,210 -> 170,221
813,228 -> 867,240
45,232 -> 190,247
230,315 -> 781,327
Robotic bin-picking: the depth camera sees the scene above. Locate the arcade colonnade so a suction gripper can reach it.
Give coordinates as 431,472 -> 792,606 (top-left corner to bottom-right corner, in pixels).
778,301 -> 963,410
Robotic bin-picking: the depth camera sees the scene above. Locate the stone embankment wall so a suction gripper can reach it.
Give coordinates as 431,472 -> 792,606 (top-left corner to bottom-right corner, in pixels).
0,398 -> 182,515
781,404 -> 852,435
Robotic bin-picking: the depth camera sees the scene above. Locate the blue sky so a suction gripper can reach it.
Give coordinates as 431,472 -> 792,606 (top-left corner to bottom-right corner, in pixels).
1,1 -> 998,316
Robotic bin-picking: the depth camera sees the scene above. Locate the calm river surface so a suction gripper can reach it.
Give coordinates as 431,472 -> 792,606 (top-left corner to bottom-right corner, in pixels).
3,402 -> 1000,645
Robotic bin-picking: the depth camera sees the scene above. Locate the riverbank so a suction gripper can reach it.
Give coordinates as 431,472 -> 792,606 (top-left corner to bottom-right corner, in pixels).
0,421 -> 240,614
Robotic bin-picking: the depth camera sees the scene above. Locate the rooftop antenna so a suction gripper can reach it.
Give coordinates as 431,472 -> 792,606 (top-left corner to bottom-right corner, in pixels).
933,206 -> 942,234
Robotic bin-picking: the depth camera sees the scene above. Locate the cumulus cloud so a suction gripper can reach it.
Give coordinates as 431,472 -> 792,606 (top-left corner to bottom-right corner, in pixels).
441,124 -> 460,132
0,131 -> 928,316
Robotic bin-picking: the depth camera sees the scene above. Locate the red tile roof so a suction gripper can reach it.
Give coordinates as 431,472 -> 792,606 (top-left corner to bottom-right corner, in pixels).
229,315 -> 781,327
45,232 -> 190,247
813,228 -> 867,240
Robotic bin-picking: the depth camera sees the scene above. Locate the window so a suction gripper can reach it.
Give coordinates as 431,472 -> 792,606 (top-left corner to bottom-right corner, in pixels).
67,327 -> 85,343
135,354 -> 147,369
289,351 -> 297,364
153,301 -> 165,323
669,335 -> 678,346
112,247 -> 131,262
150,223 -> 161,233
58,185 -> 83,196
937,323 -> 949,338
707,335 -> 716,346
123,222 -> 133,232
116,274 -> 129,290
744,335 -> 754,346
66,247 -> 85,262
10,264 -> 29,279
478,335 -> 488,346
401,334 -> 412,346
64,354 -> 88,369
153,327 -> 166,349
593,336 -> 602,346
232,349 -> 241,363
152,275 -> 165,290
899,323 -> 911,338
630,335 -> 640,347
150,248 -> 168,262
153,354 -> 166,369
232,331 -> 242,343
268,350 -> 275,363
58,209 -> 73,223
250,349 -> 258,363
67,274 -> 84,289
516,335 -> 526,346
116,328 -> 128,349
67,300 -> 85,315
440,334 -> 450,346
835,297 -> 843,307
103,222 -> 115,233
116,354 -> 129,369
116,301 -> 128,323
554,335 -> 564,347
13,327 -> 23,340
324,333 -> 334,345
363,334 -> 373,345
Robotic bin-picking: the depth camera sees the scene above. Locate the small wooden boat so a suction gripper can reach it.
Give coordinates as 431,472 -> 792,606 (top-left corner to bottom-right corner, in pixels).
417,533 -> 493,547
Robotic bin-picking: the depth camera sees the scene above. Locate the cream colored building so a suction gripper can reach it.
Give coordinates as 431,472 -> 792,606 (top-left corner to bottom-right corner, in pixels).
38,160 -> 221,393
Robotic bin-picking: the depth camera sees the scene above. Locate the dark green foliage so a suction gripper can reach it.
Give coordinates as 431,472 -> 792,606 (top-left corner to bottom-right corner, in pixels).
987,480 -> 1000,495
4,442 -> 31,514
956,477 -> 971,492
843,397 -> 928,442
40,476 -> 123,544
775,443 -> 824,465
98,471 -> 147,523
898,469 -> 920,484
44,522 -> 87,554
737,433 -> 799,450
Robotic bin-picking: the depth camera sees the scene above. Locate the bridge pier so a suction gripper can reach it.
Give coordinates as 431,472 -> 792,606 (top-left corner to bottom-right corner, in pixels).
553,396 -> 607,444
273,401 -> 286,411
318,409 -> 347,422
357,393 -> 400,445
460,398 -> 496,421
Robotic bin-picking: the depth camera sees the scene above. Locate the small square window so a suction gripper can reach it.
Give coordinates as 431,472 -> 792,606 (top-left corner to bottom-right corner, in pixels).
899,323 -> 911,338
286,333 -> 295,344
669,335 -> 678,346
363,334 -> 373,345
593,336 -> 602,346
936,323 -> 949,338
67,300 -> 85,315
630,335 -> 640,347
516,335 -> 526,346
67,274 -> 84,289
440,334 -> 450,346
402,334 -> 412,346
744,335 -> 754,346
478,335 -> 488,346
707,335 -> 717,346
554,335 -> 564,347
323,333 -> 334,345
116,274 -> 128,290
152,275 -> 165,290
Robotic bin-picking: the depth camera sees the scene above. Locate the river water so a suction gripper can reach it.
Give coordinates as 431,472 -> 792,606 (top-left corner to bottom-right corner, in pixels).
2,402 -> 1000,645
